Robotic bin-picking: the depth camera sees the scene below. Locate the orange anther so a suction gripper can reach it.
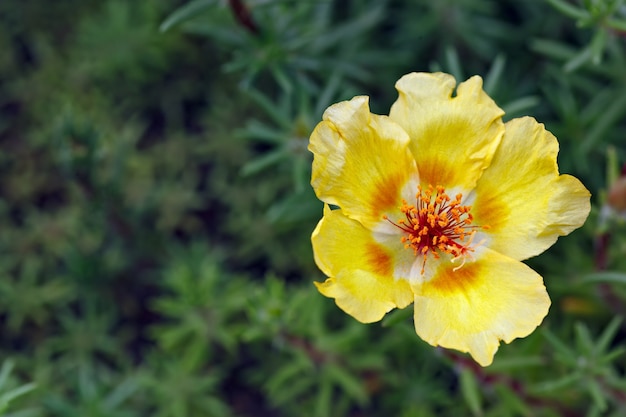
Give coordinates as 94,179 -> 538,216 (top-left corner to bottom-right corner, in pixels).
383,184 -> 489,276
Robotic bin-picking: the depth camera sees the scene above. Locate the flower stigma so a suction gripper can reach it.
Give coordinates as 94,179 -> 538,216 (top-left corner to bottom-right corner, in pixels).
383,185 -> 489,275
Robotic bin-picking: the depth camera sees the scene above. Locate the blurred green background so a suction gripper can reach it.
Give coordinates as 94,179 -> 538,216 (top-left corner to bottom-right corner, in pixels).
1,0 -> 626,416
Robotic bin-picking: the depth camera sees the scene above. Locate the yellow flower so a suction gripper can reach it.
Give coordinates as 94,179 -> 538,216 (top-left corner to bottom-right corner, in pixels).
308,72 -> 591,366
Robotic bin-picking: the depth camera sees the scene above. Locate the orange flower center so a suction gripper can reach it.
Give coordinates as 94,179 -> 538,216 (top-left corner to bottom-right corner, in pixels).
383,184 -> 488,274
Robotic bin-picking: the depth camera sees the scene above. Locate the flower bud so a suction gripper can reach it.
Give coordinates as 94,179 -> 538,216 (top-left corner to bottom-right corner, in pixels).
607,176 -> 626,212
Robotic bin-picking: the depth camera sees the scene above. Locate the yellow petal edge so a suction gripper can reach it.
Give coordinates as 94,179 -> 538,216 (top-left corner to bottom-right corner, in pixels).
473,117 -> 591,261
412,249 -> 551,366
389,72 -> 505,190
309,96 -> 416,229
312,205 -> 413,323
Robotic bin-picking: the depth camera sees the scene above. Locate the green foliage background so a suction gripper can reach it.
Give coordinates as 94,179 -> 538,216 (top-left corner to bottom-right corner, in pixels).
1,0 -> 626,416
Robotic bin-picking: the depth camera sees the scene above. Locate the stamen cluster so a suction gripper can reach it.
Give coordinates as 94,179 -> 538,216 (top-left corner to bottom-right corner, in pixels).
384,185 -> 487,274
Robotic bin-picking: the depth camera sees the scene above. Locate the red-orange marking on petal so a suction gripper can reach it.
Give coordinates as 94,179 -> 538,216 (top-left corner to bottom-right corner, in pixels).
426,262 -> 480,295
370,171 -> 406,219
365,242 -> 393,276
472,189 -> 509,233
417,159 -> 456,189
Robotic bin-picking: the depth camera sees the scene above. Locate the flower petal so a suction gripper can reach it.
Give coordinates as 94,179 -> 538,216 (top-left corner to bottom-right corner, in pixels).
472,117 -> 591,261
412,249 -> 550,366
389,72 -> 505,189
309,96 -> 417,229
312,205 -> 414,323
